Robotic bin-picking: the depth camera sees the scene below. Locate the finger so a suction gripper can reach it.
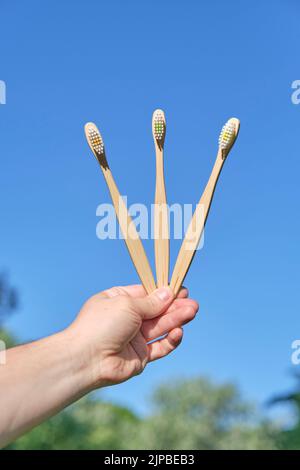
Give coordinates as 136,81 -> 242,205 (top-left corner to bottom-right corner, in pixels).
115,285 -> 188,299
142,300 -> 198,341
121,285 -> 187,299
163,297 -> 196,314
100,284 -> 147,299
133,287 -> 174,320
147,328 -> 183,362
176,287 -> 189,299
100,285 -> 188,300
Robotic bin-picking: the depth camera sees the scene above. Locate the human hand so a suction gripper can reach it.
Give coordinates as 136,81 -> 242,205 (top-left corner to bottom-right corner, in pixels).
0,284 -> 198,447
66,285 -> 198,390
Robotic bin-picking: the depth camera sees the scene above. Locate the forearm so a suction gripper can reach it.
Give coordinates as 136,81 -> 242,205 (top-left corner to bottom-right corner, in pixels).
0,330 -> 92,448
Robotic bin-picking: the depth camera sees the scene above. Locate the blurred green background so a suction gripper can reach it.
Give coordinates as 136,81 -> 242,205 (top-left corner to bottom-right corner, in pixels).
1,274 -> 299,450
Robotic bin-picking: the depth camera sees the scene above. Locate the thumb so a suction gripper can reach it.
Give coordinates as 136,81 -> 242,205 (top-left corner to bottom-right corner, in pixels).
133,287 -> 174,320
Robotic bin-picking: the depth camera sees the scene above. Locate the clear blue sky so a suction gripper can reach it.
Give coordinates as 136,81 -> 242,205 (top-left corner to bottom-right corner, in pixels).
0,0 -> 299,415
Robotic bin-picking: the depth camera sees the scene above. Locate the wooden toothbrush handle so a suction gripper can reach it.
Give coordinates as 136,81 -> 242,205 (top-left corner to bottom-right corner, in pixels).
170,157 -> 223,296
103,169 -> 156,294
154,150 -> 169,288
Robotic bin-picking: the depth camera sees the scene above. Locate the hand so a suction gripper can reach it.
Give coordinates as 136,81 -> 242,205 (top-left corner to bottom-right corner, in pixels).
0,285 -> 198,447
67,285 -> 199,390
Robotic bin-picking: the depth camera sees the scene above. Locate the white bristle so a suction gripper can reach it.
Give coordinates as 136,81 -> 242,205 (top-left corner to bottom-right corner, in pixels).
88,127 -> 104,155
153,110 -> 166,141
218,119 -> 237,151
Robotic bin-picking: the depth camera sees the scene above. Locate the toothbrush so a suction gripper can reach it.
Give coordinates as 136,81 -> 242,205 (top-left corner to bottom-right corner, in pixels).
152,109 -> 169,288
85,122 -> 156,294
170,118 -> 240,296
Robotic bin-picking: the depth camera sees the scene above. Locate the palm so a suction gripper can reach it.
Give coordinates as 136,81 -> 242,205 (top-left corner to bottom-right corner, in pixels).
106,331 -> 148,384
74,284 -> 198,388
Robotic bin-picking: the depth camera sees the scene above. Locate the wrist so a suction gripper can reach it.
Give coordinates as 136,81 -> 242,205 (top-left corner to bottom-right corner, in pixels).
62,326 -> 106,393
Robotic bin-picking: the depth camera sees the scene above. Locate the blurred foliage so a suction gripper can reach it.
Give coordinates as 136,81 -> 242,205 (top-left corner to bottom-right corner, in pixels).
133,378 -> 277,450
6,376 -> 278,450
7,397 -> 139,450
0,273 -> 18,348
1,274 -> 299,450
0,328 -> 16,348
0,272 -> 18,326
269,371 -> 300,450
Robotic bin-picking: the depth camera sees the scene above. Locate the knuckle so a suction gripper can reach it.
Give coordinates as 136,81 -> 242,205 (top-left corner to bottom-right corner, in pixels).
104,286 -> 125,298
119,296 -> 134,311
135,360 -> 147,376
85,294 -> 102,309
147,295 -> 158,314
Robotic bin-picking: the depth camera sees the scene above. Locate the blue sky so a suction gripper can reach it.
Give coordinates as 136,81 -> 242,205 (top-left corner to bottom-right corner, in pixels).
0,0 -> 300,415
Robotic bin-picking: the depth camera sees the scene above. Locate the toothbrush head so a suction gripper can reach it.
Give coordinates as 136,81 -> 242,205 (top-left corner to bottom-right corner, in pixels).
218,118 -> 240,158
84,122 -> 109,169
152,109 -> 166,148
85,122 -> 105,156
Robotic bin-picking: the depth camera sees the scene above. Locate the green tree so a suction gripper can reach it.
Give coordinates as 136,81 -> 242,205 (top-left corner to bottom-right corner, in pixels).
0,272 -> 18,347
0,272 -> 18,325
0,273 -> 280,450
133,378 -> 277,450
269,372 -> 300,450
7,397 -> 139,450
6,378 -> 278,450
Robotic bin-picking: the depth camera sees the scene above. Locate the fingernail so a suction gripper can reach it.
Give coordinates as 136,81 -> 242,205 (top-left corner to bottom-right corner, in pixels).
181,286 -> 189,297
156,287 -> 173,301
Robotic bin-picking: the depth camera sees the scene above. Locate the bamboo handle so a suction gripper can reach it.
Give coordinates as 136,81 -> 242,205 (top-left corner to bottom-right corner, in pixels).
103,169 -> 156,294
170,156 -> 223,296
154,148 -> 169,287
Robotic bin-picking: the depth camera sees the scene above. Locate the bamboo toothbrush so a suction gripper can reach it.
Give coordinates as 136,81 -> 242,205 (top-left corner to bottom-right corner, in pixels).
85,122 -> 156,294
170,117 -> 240,296
152,109 -> 169,288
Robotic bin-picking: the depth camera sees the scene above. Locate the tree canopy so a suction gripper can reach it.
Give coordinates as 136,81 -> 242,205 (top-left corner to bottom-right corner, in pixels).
6,378 -> 278,450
